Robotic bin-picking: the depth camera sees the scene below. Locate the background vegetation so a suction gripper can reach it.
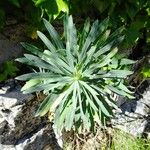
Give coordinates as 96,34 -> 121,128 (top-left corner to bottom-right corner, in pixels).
0,0 -> 149,81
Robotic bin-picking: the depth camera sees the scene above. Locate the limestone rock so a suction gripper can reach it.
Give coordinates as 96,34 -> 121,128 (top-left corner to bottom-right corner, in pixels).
1,124 -> 61,150
112,80 -> 150,137
0,80 -> 60,149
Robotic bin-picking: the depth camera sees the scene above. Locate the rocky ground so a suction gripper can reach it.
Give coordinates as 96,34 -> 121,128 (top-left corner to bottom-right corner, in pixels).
112,79 -> 150,138
0,79 -> 61,150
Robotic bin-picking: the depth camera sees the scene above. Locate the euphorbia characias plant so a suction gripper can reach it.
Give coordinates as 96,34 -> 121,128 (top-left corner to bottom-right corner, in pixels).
16,15 -> 135,133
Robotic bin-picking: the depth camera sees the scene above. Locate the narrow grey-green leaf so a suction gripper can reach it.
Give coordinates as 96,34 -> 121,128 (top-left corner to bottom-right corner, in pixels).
80,20 -> 99,61
35,94 -> 55,117
82,87 -> 98,111
99,48 -> 118,68
77,82 -> 90,130
80,81 -> 111,117
65,82 -> 78,130
95,70 -> 133,78
21,42 -> 43,56
120,58 -> 136,65
37,31 -> 56,53
16,72 -> 61,80
43,18 -> 64,49
64,15 -> 76,69
118,82 -> 134,94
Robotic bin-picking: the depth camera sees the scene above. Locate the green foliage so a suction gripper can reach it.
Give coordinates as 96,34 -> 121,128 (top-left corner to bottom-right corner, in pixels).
8,0 -> 21,7
111,130 -> 150,150
0,0 -> 149,51
141,64 -> 150,79
0,0 -> 69,38
16,16 -> 134,133
32,0 -> 69,20
70,0 -> 150,49
0,61 -> 18,82
142,68 -> 150,78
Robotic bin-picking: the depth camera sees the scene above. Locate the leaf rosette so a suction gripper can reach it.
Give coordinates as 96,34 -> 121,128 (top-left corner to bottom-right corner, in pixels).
16,16 -> 135,133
